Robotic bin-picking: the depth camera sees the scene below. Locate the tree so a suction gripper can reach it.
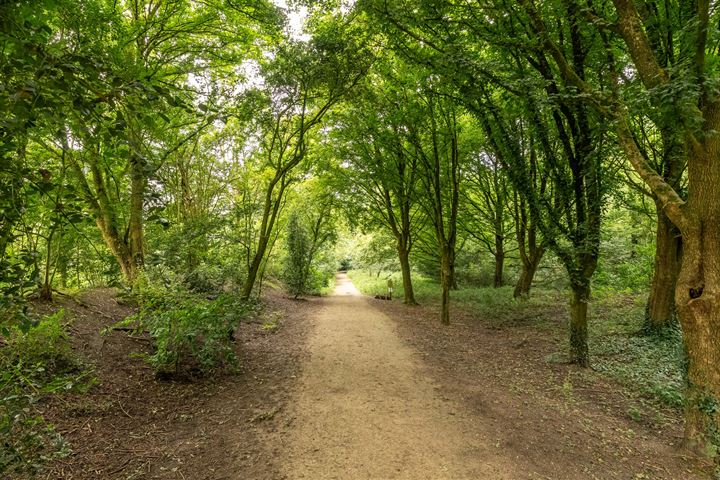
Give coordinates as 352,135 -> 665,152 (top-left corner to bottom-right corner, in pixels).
332,60 -> 424,305
600,0 -> 720,450
407,89 -> 462,325
281,183 -> 337,298
461,152 -> 513,288
481,0 -> 720,453
283,212 -> 311,298
364,0 -> 607,364
239,20 -> 370,300
511,129 -> 546,298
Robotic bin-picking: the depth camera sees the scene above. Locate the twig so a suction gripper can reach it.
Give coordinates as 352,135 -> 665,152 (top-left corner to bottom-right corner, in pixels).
116,397 -> 134,419
107,457 -> 132,475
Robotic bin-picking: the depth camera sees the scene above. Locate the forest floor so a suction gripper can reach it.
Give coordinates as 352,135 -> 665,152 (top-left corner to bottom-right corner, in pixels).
33,274 -> 713,479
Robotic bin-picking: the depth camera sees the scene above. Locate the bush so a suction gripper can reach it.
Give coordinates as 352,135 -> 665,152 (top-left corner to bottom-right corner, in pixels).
589,295 -> 686,410
5,310 -> 77,374
125,282 -> 254,377
283,213 -> 311,298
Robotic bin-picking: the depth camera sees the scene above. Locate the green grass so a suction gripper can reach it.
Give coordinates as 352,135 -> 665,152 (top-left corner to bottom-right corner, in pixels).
349,268 -> 686,411
348,268 -> 561,323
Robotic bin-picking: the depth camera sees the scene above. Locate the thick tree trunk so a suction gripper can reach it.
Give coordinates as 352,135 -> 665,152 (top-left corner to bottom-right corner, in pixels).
645,204 -> 680,333
514,247 -> 544,298
569,281 -> 590,367
397,244 -> 417,305
673,154 -> 720,451
94,217 -> 137,283
676,221 -> 720,453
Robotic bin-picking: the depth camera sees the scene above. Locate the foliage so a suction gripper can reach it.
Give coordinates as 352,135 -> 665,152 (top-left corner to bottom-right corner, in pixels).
347,268 -> 408,298
592,207 -> 655,294
0,309 -> 92,475
4,310 -> 77,373
589,296 -> 686,410
283,213 -> 312,298
2,0 -> 719,458
125,280 -> 255,377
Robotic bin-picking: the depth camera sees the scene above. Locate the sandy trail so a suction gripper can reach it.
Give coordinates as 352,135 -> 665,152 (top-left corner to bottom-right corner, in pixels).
280,273 -> 515,479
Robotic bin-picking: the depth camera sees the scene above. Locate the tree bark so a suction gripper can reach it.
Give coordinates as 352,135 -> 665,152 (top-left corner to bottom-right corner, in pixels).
397,243 -> 417,305
514,247 -> 544,298
645,204 -> 681,333
493,234 -> 504,288
440,246 -> 452,325
241,235 -> 269,301
676,221 -> 720,453
673,151 -> 720,453
569,280 -> 590,367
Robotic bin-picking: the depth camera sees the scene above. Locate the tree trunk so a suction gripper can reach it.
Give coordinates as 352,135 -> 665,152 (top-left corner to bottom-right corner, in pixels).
241,238 -> 267,301
38,227 -> 56,301
397,243 -> 417,305
569,281 -> 590,367
440,248 -> 451,325
450,262 -> 458,290
514,247 -> 544,298
95,218 -> 137,283
128,154 -> 146,272
645,204 -> 681,333
673,152 -> 720,452
493,237 -> 504,288
676,220 -> 720,453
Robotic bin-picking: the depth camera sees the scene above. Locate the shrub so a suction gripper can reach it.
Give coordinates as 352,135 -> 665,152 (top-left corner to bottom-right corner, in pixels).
283,213 -> 311,298
5,310 -> 77,375
0,363 -> 70,476
125,282 -> 254,377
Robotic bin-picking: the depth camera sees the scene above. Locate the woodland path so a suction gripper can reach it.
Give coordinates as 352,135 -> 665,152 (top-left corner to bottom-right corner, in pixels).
279,273 -> 516,479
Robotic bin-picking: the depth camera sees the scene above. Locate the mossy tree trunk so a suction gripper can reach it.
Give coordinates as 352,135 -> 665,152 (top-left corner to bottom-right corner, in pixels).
672,153 -> 720,453
569,279 -> 590,367
645,204 -> 681,332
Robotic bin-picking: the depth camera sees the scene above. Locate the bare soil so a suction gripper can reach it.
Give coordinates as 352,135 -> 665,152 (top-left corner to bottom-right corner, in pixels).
31,287 -> 313,480
25,274 -> 713,479
275,274 -> 711,479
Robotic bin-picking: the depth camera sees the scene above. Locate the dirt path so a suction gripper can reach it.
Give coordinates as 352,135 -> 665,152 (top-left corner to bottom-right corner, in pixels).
280,274 -> 516,479
39,279 -> 709,478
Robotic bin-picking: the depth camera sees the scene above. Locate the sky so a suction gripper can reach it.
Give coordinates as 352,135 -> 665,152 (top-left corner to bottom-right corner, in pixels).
271,0 -> 311,41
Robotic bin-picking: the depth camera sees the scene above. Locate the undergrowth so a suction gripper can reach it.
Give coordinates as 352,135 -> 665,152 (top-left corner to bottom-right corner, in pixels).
0,309 -> 94,476
119,279 -> 258,378
348,268 -> 561,322
589,295 -> 686,410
